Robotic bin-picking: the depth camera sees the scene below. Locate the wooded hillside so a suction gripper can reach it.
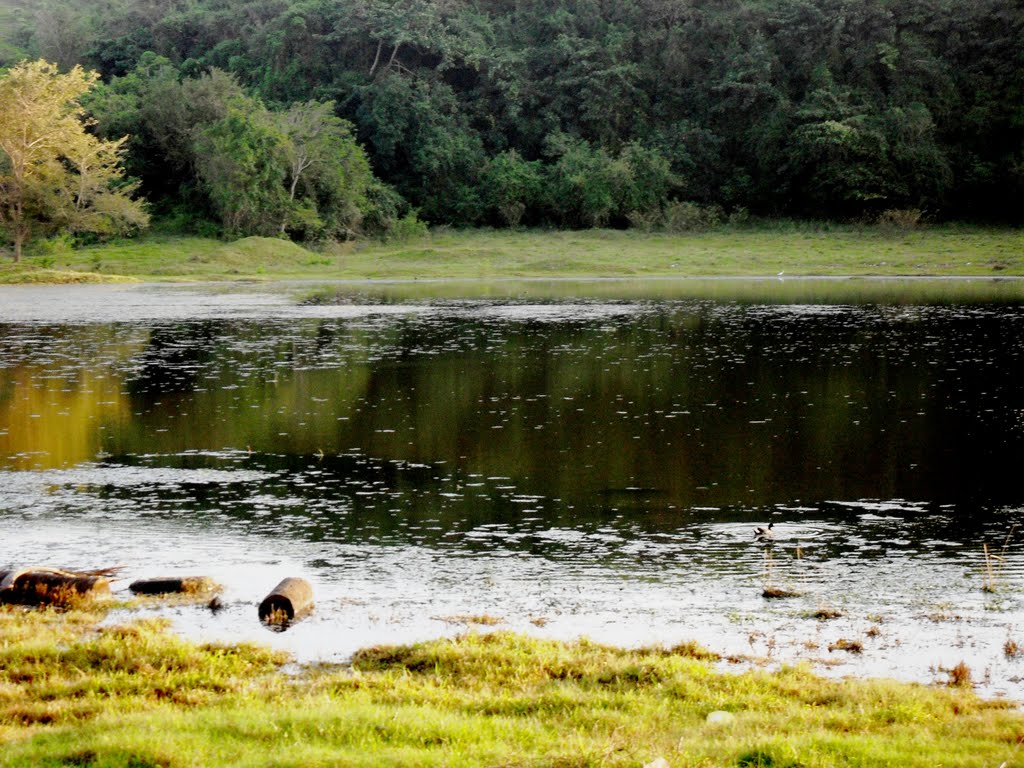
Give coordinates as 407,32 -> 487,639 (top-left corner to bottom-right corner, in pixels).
1,0 -> 1021,234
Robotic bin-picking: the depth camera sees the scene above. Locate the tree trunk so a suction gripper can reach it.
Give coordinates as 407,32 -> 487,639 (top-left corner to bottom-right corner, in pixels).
281,169 -> 303,235
11,199 -> 25,262
369,39 -> 383,75
384,42 -> 403,73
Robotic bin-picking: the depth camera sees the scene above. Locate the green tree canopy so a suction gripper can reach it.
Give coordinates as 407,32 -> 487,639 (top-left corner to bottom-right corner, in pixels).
4,0 -> 1021,227
89,58 -> 377,238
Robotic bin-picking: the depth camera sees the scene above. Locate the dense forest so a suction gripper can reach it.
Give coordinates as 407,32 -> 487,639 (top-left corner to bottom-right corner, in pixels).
0,0 -> 1021,240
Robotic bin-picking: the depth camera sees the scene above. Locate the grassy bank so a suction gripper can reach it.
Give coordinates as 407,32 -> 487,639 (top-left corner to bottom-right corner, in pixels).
1,604 -> 1021,767
5,225 -> 1023,282
0,263 -> 139,284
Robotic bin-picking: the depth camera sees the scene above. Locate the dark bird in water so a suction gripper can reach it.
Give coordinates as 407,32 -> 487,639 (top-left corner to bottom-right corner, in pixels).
754,521 -> 775,542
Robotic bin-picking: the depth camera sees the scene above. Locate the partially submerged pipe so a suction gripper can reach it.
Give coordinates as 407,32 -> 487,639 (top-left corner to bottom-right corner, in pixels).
258,577 -> 314,624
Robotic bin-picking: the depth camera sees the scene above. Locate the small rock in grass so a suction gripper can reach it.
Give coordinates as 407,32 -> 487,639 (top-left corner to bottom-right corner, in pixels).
643,758 -> 670,768
706,710 -> 735,725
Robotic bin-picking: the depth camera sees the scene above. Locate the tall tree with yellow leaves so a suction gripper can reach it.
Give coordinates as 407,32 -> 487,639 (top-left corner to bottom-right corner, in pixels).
0,59 -> 148,261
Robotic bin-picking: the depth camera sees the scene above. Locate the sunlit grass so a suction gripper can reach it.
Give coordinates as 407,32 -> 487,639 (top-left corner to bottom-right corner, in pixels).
1,605 -> 1021,767
12,224 -> 1024,282
335,225 -> 1024,279
0,263 -> 137,284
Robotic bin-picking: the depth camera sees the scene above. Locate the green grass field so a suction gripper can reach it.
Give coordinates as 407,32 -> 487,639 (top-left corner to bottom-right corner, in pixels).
1,604 -> 1022,768
2,224 -> 1022,283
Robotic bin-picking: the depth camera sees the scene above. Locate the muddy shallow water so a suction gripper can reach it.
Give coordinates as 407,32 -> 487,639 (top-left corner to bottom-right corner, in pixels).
2,279 -> 1024,698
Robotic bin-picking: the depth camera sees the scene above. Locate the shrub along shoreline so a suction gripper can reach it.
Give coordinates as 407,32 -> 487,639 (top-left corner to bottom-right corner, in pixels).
1,225 -> 1022,284
0,603 -> 1021,768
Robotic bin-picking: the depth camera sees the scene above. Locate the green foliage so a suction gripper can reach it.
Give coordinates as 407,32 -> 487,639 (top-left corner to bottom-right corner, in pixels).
85,55 -> 245,205
662,201 -> 725,233
385,210 -> 429,242
0,59 -> 149,260
274,101 -> 371,240
482,150 -> 544,228
194,110 -> 290,236
544,134 -> 630,228
360,178 -> 409,237
34,232 -> 74,259
618,142 -> 679,218
542,136 -> 678,229
356,73 -> 486,224
88,58 -> 379,241
1,0 -> 1021,228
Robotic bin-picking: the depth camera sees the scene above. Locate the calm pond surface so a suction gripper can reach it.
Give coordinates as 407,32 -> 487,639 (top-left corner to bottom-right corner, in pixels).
3,278 -> 1024,697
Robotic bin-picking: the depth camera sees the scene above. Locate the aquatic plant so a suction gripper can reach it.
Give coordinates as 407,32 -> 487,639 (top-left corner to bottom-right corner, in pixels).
432,614 -> 504,626
760,547 -> 803,599
812,607 -> 844,621
945,661 -> 974,688
829,639 -> 864,654
983,525 -> 1017,593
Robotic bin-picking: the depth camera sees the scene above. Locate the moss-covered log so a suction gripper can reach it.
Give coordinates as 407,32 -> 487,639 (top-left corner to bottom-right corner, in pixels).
129,576 -> 221,595
0,567 -> 110,606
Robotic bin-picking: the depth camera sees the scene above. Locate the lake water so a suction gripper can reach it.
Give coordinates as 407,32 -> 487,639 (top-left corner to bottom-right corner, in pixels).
2,279 -> 1024,698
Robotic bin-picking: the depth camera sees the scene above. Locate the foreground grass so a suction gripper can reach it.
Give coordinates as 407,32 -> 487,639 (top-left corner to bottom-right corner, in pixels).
1,604 -> 1022,767
7,225 -> 1023,282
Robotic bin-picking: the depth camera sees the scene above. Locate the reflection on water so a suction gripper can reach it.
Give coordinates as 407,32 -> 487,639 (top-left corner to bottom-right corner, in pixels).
1,281 -> 1024,698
